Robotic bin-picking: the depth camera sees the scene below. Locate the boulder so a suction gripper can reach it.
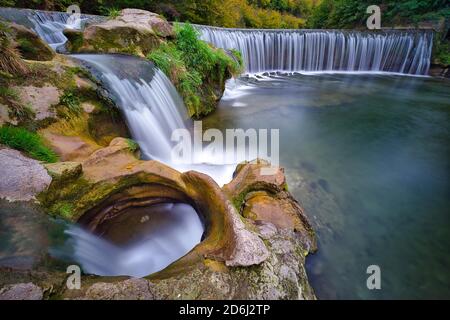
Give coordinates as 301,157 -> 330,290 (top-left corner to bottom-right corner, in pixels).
9,23 -> 54,61
224,159 -> 317,253
34,144 -> 316,299
0,148 -> 52,201
44,161 -> 82,180
63,226 -> 315,300
113,9 -> 173,37
67,9 -> 173,56
80,278 -> 154,300
0,282 -> 43,300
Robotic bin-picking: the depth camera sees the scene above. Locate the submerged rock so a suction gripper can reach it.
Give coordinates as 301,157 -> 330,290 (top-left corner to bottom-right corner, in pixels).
0,148 -> 51,202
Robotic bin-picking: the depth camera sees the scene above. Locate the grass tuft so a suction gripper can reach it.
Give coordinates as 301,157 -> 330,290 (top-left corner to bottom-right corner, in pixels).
0,125 -> 58,162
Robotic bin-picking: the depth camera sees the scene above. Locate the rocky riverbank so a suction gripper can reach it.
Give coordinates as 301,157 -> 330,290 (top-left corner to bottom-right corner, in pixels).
0,9 -> 315,300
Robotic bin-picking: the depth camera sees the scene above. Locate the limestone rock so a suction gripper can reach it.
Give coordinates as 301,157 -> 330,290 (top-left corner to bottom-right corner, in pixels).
113,9 -> 173,37
40,132 -> 100,162
13,85 -> 60,120
44,161 -> 82,180
224,160 -> 317,253
224,200 -> 269,267
68,9 -> 173,56
81,278 -> 154,300
36,146 -> 316,299
0,148 -> 52,201
9,23 -> 55,61
0,282 -> 43,300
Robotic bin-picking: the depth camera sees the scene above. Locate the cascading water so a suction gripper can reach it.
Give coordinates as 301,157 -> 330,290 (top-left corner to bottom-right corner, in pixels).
0,8 -> 103,51
52,203 -> 204,277
27,11 -> 83,50
72,54 -> 190,162
4,8 -> 441,281
0,9 -> 211,276
71,54 -> 236,185
196,25 -> 433,75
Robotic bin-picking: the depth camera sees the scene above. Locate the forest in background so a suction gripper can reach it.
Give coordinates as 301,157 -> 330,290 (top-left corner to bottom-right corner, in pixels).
0,0 -> 448,29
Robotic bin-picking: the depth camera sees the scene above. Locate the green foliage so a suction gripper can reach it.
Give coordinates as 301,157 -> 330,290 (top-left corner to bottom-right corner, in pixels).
126,138 -> 139,152
0,85 -> 18,100
2,0 -> 447,29
149,42 -> 184,77
149,23 -> 242,117
17,38 -> 37,56
434,36 -> 450,66
0,125 -> 58,162
59,90 -> 82,115
99,6 -> 121,19
308,0 -> 449,29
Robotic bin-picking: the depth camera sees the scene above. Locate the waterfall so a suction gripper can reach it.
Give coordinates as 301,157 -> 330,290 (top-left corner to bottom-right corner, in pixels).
196,25 -> 433,75
0,8 -> 102,51
27,11 -> 83,50
72,54 -> 190,162
72,53 -> 235,185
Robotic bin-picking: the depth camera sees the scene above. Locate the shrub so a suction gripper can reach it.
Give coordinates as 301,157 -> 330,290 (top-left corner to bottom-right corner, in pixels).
126,138 -> 140,152
0,126 -> 58,162
149,23 -> 243,117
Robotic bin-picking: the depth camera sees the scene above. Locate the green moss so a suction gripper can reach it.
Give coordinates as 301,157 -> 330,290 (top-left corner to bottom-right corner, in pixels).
55,202 -> 75,219
126,138 -> 139,152
148,23 -> 243,118
232,191 -> 247,213
65,31 -> 84,52
17,38 -> 37,56
38,172 -> 150,221
0,125 -> 58,162
103,7 -> 121,19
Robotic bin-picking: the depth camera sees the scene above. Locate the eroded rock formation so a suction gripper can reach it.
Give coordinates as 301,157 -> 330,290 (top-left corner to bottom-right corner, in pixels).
30,141 -> 317,299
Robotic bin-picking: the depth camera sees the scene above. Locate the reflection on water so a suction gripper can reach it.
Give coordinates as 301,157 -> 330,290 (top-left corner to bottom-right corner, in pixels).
204,72 -> 450,299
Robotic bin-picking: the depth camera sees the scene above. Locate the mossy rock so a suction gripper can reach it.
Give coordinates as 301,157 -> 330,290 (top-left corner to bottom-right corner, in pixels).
9,23 -> 54,61
64,9 -> 173,57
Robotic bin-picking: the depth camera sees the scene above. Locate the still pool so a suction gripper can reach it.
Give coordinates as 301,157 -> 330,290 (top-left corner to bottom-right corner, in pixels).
203,72 -> 450,299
